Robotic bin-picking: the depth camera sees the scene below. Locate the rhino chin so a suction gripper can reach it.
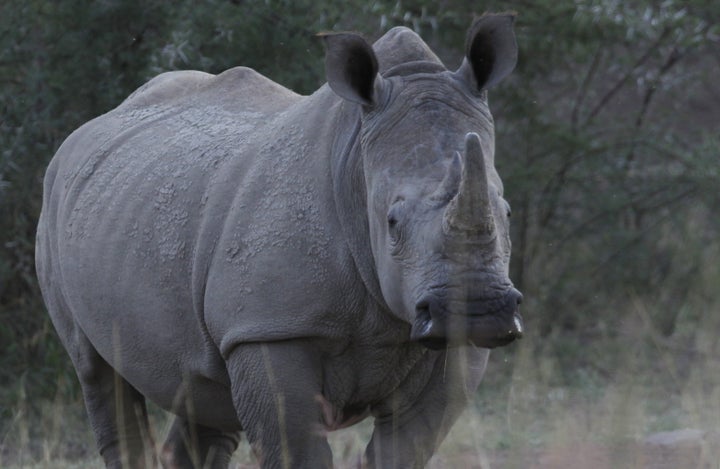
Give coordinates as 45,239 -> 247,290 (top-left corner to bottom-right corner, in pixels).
411,312 -> 524,350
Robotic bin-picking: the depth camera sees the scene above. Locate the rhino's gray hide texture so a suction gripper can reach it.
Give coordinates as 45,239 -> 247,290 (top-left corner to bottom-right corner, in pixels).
36,13 -> 523,469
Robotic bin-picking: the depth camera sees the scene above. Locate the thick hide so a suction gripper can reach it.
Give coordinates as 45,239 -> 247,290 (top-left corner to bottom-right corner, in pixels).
36,14 -> 522,469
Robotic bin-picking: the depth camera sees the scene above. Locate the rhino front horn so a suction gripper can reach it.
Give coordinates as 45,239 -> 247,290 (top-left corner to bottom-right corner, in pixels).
443,133 -> 495,234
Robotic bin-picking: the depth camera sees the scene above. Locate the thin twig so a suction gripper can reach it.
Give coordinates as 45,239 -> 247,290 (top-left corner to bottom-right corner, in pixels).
571,46 -> 604,132
584,26 -> 672,126
588,186 -> 698,276
624,46 -> 684,171
557,184 -> 697,251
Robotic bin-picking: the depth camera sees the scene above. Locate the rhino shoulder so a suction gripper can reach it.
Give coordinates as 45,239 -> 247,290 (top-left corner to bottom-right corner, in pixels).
208,66 -> 301,113
373,27 -> 443,73
120,66 -> 300,114
120,70 -> 214,110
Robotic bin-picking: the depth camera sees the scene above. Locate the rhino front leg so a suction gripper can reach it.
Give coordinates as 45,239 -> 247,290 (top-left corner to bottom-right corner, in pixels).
226,340 -> 333,469
160,417 -> 240,468
365,346 -> 489,468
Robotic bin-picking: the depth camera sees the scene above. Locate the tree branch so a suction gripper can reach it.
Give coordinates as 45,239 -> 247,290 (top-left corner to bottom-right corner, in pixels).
571,45 -> 603,132
623,46 -> 683,171
584,26 -> 672,126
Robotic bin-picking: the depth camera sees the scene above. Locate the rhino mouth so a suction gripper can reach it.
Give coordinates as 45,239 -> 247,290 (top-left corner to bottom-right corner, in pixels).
410,290 -> 524,350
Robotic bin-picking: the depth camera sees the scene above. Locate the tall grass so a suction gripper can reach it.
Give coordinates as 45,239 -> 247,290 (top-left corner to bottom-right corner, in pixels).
0,383 -> 99,468
2,291 -> 717,468
427,289 -> 720,468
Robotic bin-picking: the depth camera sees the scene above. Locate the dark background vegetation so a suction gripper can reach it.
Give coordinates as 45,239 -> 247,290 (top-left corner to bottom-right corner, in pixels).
1,0 -> 718,463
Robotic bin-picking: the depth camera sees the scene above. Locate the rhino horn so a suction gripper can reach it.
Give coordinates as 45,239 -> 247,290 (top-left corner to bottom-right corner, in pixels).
443,132 -> 495,234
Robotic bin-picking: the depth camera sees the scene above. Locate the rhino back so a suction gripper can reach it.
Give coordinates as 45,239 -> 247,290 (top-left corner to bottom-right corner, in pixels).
38,67 -> 359,414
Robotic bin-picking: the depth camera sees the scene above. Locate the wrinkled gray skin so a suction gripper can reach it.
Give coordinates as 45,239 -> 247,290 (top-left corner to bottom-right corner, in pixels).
36,14 -> 523,469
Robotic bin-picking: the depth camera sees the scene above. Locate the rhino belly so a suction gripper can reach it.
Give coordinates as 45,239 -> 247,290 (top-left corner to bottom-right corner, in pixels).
59,223 -> 240,426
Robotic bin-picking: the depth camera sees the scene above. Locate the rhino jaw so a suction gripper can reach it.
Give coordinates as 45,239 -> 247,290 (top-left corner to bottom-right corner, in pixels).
410,297 -> 524,350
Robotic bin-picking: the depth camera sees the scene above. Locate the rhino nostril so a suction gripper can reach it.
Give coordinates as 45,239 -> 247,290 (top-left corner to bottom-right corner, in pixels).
415,299 -> 431,319
511,288 -> 523,306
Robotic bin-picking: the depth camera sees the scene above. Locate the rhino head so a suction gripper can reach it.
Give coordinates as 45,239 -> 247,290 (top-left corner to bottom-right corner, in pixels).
323,14 -> 523,349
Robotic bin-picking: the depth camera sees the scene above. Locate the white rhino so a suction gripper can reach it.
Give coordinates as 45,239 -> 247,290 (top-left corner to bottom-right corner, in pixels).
36,14 -> 523,469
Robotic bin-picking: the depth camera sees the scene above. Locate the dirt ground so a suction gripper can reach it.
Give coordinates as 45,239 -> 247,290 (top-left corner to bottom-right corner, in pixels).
426,430 -> 719,469
2,402 -> 717,469
228,431 -> 719,469
2,433 -> 716,469
227,441 -> 716,469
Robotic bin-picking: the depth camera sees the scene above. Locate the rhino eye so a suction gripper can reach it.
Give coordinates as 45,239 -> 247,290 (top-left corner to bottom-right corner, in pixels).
386,201 -> 404,241
387,197 -> 405,231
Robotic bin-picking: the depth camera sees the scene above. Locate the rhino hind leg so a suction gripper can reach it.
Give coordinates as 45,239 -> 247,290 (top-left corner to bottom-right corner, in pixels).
39,287 -> 156,467
73,339 -> 157,468
160,417 -> 240,469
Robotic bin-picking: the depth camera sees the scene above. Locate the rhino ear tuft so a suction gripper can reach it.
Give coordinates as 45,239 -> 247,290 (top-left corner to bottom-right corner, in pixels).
320,32 -> 384,106
456,13 -> 518,91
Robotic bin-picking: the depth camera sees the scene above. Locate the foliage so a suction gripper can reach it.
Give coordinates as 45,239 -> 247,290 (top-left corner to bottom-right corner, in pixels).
494,0 -> 720,345
1,0 -> 718,457
0,0 -> 174,417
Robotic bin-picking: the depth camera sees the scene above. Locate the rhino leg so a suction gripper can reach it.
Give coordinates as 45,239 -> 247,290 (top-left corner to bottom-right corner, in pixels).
160,417 -> 240,468
365,346 -> 489,468
40,285 -> 155,468
226,341 -> 333,469
74,339 -> 157,468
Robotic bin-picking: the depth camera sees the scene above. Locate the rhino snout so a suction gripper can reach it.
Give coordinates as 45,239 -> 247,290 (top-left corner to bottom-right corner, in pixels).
410,288 -> 524,349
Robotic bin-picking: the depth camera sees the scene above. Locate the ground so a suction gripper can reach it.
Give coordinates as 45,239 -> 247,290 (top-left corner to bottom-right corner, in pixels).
2,402 -> 716,468
3,318 -> 719,468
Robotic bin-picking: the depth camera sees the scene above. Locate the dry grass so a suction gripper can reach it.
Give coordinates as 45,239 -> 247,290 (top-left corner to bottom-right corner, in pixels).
2,298 -> 718,468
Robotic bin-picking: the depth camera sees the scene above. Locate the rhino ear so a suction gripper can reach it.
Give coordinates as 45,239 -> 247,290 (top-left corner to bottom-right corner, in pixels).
456,13 -> 518,91
320,32 -> 386,106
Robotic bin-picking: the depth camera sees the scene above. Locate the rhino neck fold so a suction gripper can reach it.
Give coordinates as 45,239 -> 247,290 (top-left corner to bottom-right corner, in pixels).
329,99 -> 387,310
